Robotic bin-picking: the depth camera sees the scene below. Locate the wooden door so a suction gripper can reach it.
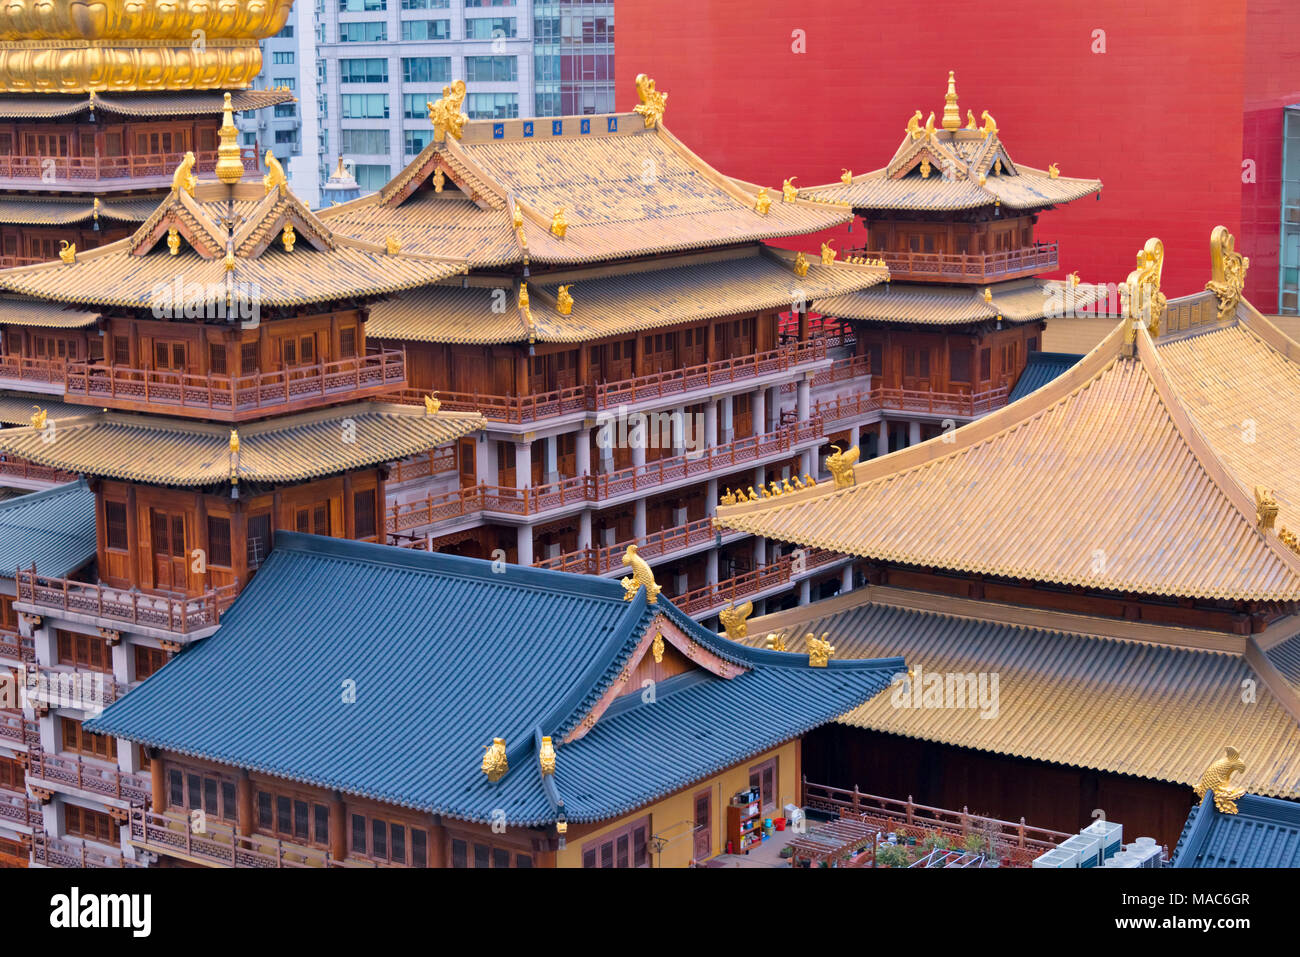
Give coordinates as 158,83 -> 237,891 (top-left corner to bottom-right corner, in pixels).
150,509 -> 187,592
693,790 -> 711,862
458,437 -> 477,488
749,758 -> 777,814
153,339 -> 188,373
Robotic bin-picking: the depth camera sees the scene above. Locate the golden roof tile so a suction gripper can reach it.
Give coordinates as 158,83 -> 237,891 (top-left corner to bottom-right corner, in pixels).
816,278 -> 1107,325
0,403 -> 485,486
0,296 -> 97,328
0,89 -> 293,119
0,196 -> 159,226
716,295 -> 1300,602
748,588 -> 1300,799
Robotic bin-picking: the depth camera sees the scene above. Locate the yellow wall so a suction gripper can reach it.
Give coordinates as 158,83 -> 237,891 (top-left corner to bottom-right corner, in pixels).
555,740 -> 800,868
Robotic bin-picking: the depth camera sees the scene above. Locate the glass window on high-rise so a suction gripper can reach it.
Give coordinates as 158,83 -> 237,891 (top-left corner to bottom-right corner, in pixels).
339,0 -> 386,10
401,19 -> 450,41
402,57 -> 451,83
466,17 -> 517,39
1282,106 -> 1300,314
353,164 -> 392,192
403,93 -> 437,119
466,92 -> 519,119
466,56 -> 518,83
533,2 -> 614,117
340,58 -> 389,83
341,93 -> 390,119
341,129 -> 391,155
404,129 -> 435,155
339,21 -> 387,41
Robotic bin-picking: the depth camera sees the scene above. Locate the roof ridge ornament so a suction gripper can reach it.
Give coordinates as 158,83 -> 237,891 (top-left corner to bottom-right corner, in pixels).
171,150 -> 196,196
1122,238 -> 1166,343
262,149 -> 287,195
826,444 -> 859,488
719,601 -> 753,641
807,632 -> 835,668
1194,746 -> 1246,814
556,284 -> 574,316
980,110 -> 998,139
214,93 -> 244,185
1254,486 -> 1278,531
942,71 -> 961,130
633,73 -> 667,129
426,80 -> 468,142
1206,225 -> 1250,321
907,110 -> 923,140
620,544 -> 661,603
481,737 -> 508,782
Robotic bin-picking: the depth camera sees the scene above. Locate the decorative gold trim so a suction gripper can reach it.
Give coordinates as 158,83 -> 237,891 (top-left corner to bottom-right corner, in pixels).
1206,225 -> 1249,321
556,284 -> 573,316
941,70 -> 961,130
0,0 -> 294,41
0,39 -> 263,93
620,544 -> 661,604
633,73 -> 666,129
538,736 -> 556,775
1123,237 -> 1167,341
481,737 -> 508,782
719,600 -> 753,642
807,632 -> 835,668
214,92 -> 244,184
262,150 -> 287,194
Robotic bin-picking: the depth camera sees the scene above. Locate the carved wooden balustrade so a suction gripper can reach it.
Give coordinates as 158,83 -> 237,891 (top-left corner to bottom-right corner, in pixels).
385,420 -> 821,533
532,517 -> 725,575
0,354 -> 68,385
128,807 -> 379,868
15,568 -> 237,635
32,832 -> 139,868
0,790 -> 40,830
802,779 -> 1075,868
845,241 -> 1058,282
0,455 -> 79,485
382,340 -> 828,425
671,547 -> 841,617
0,147 -> 258,185
0,713 -> 40,750
65,348 -> 407,421
812,384 -> 1009,424
25,750 -> 151,804
0,629 -> 36,664
388,445 -> 457,484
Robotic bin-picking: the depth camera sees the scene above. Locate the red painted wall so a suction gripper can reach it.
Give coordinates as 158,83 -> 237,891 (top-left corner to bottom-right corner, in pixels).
617,1 -> 1299,305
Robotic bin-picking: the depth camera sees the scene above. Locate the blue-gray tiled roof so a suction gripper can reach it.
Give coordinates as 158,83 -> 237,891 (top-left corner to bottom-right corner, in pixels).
1008,351 -> 1083,402
0,479 -> 96,580
1172,791 -> 1300,867
88,533 -> 902,825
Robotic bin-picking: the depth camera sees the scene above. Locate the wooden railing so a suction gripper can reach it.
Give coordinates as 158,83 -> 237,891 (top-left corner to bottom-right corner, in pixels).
672,547 -> 841,617
0,455 -> 79,485
388,445 -> 457,484
0,147 -> 258,184
128,807 -> 358,868
0,629 -> 35,664
14,567 -> 237,635
65,349 -> 407,420
0,713 -> 39,749
382,340 -> 828,424
812,384 -> 1009,424
385,420 -> 821,532
0,354 -> 67,384
0,791 -> 40,830
845,242 -> 1058,282
533,517 -> 724,575
32,833 -> 139,868
26,665 -> 130,711
802,780 -> 1073,867
26,751 -> 151,804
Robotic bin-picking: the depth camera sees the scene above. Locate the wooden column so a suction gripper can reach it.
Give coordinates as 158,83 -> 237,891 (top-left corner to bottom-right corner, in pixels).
236,770 -> 254,836
330,793 -> 347,862
429,817 -> 447,869
151,754 -> 166,810
342,472 -> 354,540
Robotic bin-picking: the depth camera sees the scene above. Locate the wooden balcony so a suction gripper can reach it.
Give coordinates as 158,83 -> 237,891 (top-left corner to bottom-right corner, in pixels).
15,567 -> 237,635
0,147 -> 259,189
32,833 -> 138,868
533,517 -> 724,575
65,349 -> 407,421
0,713 -> 40,750
0,455 -> 79,487
846,242 -> 1058,283
802,779 -> 1077,868
127,807 -> 375,868
389,445 -> 457,484
25,750 -> 151,804
672,547 -> 842,617
0,354 -> 67,386
0,791 -> 40,830
813,383 -> 1009,424
26,665 -> 131,711
0,629 -> 36,665
386,420 -> 822,532
384,339 -> 828,425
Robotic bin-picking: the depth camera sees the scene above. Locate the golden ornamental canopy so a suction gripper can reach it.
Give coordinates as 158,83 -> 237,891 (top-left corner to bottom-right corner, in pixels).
0,0 -> 294,41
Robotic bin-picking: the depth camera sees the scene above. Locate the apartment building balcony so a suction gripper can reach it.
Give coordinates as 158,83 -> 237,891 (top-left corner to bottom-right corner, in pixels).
64,349 -> 407,421
32,833 -> 138,868
127,807 -> 375,869
386,419 -> 823,534
15,568 -> 236,638
673,546 -> 844,618
25,750 -> 150,805
384,339 -> 829,426
0,148 -> 259,191
532,517 -> 746,576
845,242 -> 1058,283
0,791 -> 40,832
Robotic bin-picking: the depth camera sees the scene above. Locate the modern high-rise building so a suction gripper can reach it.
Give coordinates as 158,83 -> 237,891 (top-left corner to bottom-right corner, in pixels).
316,0 -> 614,195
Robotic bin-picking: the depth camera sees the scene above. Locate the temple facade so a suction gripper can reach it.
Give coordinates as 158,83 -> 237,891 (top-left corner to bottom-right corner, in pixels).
715,230 -> 1300,849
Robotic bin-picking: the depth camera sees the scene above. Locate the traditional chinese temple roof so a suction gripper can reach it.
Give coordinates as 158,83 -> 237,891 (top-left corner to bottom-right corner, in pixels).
743,586 -> 1300,801
814,277 -> 1106,326
0,296 -> 98,328
1007,351 -> 1084,401
718,284 -> 1300,603
0,392 -> 94,425
1173,791 -> 1300,867
0,89 -> 293,119
0,403 -> 485,487
367,246 -> 888,346
0,479 -> 96,580
319,78 -> 855,268
0,196 -> 159,227
0,174 -> 468,310
798,74 -> 1100,213
87,533 -> 903,825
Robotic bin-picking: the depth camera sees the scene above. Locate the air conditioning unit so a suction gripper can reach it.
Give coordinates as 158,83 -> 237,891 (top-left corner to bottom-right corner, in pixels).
1080,819 -> 1123,861
1058,832 -> 1104,869
1031,846 -> 1079,868
1127,837 -> 1163,868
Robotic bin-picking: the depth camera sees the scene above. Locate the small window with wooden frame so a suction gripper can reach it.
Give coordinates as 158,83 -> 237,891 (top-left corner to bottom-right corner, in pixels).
64,803 -> 118,844
748,756 -> 778,813
580,815 -> 650,868
104,500 -> 129,551
256,787 -> 332,848
448,836 -> 527,869
169,767 -> 237,824
349,810 -> 430,866
61,716 -> 117,761
56,630 -> 113,673
133,644 -> 169,681
206,515 -> 232,568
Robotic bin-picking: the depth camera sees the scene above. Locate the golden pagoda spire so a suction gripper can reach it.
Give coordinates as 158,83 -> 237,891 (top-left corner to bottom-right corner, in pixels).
942,70 -> 961,130
214,93 -> 245,185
